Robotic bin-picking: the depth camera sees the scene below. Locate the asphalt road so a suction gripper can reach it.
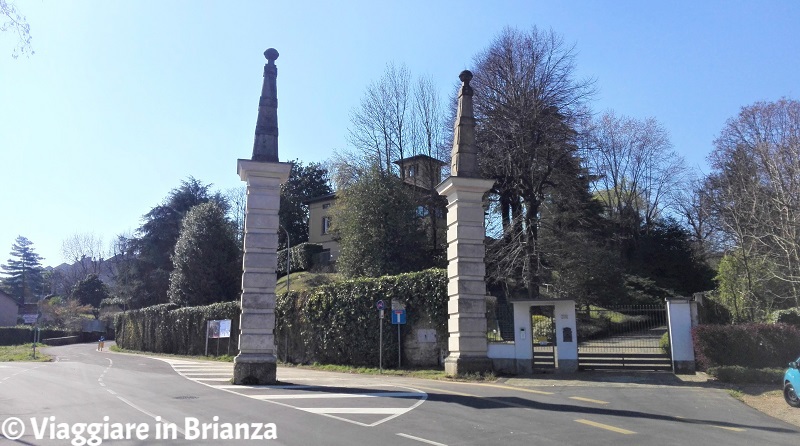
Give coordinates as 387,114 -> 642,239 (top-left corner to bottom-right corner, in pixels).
0,343 -> 797,445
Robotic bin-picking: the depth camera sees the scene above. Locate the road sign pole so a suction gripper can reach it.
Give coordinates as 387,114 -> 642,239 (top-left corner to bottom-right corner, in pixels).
205,320 -> 209,357
397,323 -> 401,368
376,300 -> 386,374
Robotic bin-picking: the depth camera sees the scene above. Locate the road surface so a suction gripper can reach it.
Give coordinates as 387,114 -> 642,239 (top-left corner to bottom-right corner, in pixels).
0,343 -> 796,445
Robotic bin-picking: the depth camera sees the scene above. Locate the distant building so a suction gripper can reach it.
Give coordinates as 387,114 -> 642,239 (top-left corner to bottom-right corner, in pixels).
306,155 -> 447,263
305,192 -> 339,261
0,289 -> 20,327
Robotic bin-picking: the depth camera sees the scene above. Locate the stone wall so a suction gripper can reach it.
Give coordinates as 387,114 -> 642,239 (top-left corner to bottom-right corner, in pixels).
402,312 -> 446,367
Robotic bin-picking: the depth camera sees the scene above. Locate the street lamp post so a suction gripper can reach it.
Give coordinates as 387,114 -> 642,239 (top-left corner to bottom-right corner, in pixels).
279,225 -> 291,362
280,225 -> 290,293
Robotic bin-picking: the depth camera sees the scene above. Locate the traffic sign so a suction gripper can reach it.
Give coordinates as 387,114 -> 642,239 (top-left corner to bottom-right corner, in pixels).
391,309 -> 406,324
376,300 -> 385,310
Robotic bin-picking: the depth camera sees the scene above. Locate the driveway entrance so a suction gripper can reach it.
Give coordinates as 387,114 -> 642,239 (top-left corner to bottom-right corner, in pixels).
577,305 -> 672,371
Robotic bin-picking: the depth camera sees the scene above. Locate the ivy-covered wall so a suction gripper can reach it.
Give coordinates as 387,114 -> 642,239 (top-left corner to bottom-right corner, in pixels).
113,268 -> 448,367
275,268 -> 448,367
114,301 -> 240,356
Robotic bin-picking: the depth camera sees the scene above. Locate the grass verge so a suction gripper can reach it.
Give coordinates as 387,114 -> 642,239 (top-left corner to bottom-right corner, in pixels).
288,362 -> 496,382
109,345 -> 234,362
0,343 -> 52,362
707,366 -> 784,384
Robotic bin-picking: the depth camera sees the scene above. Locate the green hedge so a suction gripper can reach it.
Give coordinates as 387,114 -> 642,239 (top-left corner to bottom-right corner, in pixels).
277,243 -> 324,276
693,323 -> 800,369
0,327 -> 72,346
114,301 -> 240,356
275,268 -> 447,367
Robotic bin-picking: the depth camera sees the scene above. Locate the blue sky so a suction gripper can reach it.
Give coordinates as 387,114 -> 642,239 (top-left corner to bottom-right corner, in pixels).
1,0 -> 798,267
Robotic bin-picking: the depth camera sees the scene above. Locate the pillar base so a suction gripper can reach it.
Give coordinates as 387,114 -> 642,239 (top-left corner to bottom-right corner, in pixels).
444,356 -> 493,377
672,360 -> 696,375
233,354 -> 277,385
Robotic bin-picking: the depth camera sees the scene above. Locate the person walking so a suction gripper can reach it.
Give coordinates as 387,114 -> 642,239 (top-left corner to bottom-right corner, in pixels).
97,336 -> 105,351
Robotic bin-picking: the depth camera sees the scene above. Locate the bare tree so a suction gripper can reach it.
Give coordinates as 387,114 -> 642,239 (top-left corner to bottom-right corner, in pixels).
56,233 -> 107,295
411,75 -> 450,170
223,186 -> 247,243
585,111 -> 687,254
1,0 -> 32,58
671,173 -> 719,256
347,63 -> 412,175
473,26 -> 596,299
705,98 -> 800,309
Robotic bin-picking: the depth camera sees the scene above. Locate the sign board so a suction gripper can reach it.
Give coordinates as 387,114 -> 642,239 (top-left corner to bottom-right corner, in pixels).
391,309 -> 406,325
391,300 -> 405,311
417,329 -> 436,343
22,314 -> 38,324
207,320 -> 232,339
376,300 -> 385,310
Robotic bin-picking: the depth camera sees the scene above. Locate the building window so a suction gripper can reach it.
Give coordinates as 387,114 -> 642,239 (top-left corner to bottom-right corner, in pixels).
322,216 -> 332,235
406,165 -> 417,178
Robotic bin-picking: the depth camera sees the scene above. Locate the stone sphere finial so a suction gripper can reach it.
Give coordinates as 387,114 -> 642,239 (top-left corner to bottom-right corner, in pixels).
264,48 -> 279,62
459,70 -> 473,84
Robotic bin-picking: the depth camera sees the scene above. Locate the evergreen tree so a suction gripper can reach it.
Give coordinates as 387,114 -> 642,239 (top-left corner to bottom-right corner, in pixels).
168,202 -> 241,307
71,274 -> 111,312
0,236 -> 45,303
119,177 -> 224,308
279,161 -> 333,249
332,167 -> 428,278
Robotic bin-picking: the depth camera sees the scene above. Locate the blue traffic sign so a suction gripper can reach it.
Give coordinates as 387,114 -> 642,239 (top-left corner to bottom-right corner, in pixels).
391,309 -> 406,324
376,300 -> 385,310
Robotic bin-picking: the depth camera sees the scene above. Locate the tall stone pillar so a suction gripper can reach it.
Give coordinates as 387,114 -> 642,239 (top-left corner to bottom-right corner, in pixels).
436,71 -> 495,376
233,48 -> 291,385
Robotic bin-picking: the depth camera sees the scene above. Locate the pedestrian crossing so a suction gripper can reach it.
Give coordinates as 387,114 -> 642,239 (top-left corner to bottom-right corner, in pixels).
158,359 -> 427,427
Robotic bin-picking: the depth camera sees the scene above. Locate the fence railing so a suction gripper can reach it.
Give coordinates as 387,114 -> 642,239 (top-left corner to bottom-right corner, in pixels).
487,303 -> 515,343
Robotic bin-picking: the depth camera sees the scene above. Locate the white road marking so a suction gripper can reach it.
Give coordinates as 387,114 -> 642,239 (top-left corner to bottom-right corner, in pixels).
179,373 -> 233,377
115,396 -> 185,436
302,407 -> 407,414
396,433 -> 448,446
251,392 -> 423,400
156,358 -> 428,427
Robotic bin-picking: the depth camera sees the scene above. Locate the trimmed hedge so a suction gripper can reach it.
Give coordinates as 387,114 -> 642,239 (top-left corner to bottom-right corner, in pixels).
693,323 -> 800,369
277,243 -> 324,276
114,301 -> 240,356
0,327 -> 72,346
275,268 -> 447,367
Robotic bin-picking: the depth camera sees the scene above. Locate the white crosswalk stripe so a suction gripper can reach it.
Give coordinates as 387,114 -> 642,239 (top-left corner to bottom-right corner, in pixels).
157,358 -> 427,427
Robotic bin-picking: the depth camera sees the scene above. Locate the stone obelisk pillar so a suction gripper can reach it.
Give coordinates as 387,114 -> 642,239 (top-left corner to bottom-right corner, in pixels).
435,70 -> 495,376
234,48 -> 291,385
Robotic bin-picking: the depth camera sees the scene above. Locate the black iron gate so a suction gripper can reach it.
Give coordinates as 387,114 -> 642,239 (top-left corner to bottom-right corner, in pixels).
531,306 -> 556,369
577,305 -> 671,371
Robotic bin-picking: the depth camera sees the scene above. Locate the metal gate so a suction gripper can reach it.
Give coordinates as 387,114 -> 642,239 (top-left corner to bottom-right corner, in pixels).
531,306 -> 556,369
577,305 -> 671,371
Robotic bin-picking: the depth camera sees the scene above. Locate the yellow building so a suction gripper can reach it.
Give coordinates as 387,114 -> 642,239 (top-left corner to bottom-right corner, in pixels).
306,155 -> 447,264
